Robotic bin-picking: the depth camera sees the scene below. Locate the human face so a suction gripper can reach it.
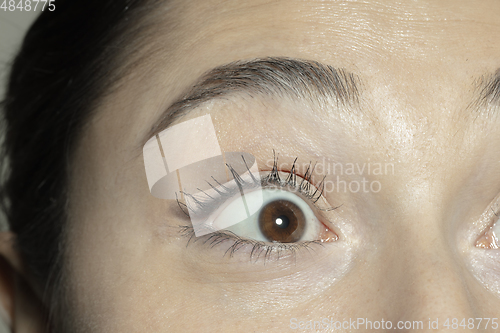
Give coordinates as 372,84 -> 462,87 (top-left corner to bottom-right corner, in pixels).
67,0 -> 500,332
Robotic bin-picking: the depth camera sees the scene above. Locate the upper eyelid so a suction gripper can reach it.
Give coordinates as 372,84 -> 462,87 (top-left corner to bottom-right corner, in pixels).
264,169 -> 342,213
263,172 -> 328,208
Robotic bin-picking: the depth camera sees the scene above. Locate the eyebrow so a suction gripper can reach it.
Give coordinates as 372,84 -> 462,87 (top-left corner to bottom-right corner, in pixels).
144,57 -> 361,143
477,69 -> 500,106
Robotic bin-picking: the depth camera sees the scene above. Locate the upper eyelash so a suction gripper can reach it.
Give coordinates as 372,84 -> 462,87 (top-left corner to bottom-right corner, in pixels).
176,151 -> 339,217
264,151 -> 339,210
176,154 -> 261,216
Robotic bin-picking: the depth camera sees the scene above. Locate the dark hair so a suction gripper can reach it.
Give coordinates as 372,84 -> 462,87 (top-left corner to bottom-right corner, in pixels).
1,0 -> 161,329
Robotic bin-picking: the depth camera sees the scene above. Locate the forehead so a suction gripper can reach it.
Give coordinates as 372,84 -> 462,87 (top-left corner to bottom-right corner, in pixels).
160,0 -> 500,63
99,0 -> 491,149
136,0 -> 500,116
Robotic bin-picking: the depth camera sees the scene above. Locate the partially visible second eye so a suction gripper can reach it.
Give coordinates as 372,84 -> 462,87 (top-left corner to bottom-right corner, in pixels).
214,188 -> 338,243
476,215 -> 500,249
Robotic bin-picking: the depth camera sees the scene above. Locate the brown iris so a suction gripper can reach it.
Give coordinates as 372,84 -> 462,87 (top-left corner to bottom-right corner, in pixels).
258,199 -> 306,242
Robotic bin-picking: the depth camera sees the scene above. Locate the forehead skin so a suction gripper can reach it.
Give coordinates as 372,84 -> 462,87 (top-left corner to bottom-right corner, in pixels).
67,0 -> 500,332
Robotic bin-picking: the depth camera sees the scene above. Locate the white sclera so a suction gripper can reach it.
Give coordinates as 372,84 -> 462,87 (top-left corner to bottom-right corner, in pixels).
212,189 -> 265,231
185,155 -> 262,236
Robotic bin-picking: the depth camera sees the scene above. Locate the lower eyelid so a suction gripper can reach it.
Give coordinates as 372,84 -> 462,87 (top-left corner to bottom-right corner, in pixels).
181,225 -> 326,264
179,201 -> 338,263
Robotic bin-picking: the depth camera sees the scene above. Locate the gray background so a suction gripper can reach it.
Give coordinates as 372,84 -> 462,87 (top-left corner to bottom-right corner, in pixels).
0,7 -> 43,333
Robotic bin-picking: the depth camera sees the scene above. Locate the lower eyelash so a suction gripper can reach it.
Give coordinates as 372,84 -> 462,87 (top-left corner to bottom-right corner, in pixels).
179,225 -> 323,263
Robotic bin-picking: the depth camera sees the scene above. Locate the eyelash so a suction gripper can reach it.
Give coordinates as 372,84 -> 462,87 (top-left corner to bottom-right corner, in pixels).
179,226 -> 323,263
176,152 -> 339,262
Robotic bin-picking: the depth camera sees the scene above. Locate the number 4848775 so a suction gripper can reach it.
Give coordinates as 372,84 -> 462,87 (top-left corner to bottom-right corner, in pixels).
1,0 -> 55,11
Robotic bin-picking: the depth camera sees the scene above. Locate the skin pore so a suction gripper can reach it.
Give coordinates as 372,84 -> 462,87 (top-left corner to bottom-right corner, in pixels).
4,0 -> 500,332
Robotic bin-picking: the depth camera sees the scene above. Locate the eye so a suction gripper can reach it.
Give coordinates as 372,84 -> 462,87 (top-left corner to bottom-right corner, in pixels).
213,187 -> 337,243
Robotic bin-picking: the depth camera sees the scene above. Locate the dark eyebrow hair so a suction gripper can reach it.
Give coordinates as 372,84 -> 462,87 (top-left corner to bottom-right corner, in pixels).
470,69 -> 500,116
478,69 -> 500,106
143,57 -> 361,143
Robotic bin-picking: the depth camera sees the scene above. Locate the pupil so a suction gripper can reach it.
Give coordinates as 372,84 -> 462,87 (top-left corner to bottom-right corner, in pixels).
275,215 -> 290,228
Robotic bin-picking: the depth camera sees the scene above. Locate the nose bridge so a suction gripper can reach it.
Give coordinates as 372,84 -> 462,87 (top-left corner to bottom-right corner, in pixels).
403,245 -> 473,318
389,210 -> 478,330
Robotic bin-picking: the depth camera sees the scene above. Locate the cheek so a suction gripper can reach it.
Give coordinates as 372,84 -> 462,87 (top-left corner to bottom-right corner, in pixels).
64,220 -> 355,331
467,248 -> 500,295
64,172 -> 365,332
63,134 -> 382,331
